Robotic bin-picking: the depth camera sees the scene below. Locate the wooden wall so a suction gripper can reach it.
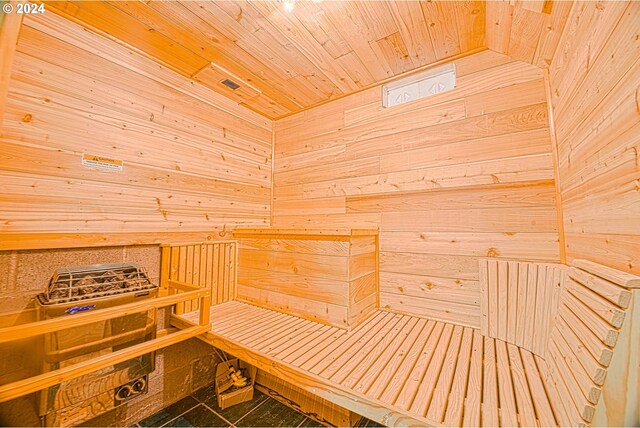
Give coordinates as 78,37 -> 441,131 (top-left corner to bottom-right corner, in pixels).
0,11 -> 272,237
549,1 -> 639,274
272,50 -> 561,327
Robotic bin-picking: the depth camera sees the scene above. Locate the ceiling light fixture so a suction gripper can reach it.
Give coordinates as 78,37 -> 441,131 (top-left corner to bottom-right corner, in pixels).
283,0 -> 295,13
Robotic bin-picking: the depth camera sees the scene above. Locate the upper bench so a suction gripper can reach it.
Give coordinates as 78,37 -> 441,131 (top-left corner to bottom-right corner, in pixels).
232,227 -> 379,330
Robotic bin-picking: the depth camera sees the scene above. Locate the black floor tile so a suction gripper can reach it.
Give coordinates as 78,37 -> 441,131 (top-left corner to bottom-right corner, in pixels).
162,404 -> 230,427
138,396 -> 199,427
235,397 -> 307,428
194,387 -> 268,424
296,417 -> 326,427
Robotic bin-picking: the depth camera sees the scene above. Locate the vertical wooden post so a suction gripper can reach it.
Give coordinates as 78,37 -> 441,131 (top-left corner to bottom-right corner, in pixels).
0,1 -> 23,131
543,68 -> 567,264
159,245 -> 170,296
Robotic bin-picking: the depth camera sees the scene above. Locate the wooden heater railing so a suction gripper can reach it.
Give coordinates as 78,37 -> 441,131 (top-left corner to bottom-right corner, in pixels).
0,281 -> 210,403
160,241 -> 237,314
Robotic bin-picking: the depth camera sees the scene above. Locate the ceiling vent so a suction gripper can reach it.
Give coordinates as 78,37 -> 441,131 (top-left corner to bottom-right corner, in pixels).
382,63 -> 456,108
221,79 -> 241,90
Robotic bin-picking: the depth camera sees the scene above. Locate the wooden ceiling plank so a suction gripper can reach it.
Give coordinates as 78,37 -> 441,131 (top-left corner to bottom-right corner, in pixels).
45,1 -> 209,77
532,0 -> 574,68
508,7 -> 549,64
295,0 -> 352,60
420,1 -> 462,60
454,0 -> 486,52
211,1 -> 341,106
148,0 -> 303,113
387,0 -> 438,66
375,32 -> 415,75
354,0 -> 399,41
333,51 -> 377,88
321,2 -> 394,81
518,1 -> 546,14
249,1 -> 360,94
485,1 -> 514,55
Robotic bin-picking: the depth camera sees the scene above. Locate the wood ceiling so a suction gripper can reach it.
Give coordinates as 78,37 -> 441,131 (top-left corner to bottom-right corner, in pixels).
44,1 -> 563,119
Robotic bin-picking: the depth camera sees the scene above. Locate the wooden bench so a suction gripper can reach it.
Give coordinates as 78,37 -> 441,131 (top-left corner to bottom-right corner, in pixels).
170,254 -> 640,427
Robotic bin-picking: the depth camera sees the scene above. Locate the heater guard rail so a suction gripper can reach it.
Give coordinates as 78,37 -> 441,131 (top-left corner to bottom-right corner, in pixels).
0,281 -> 210,403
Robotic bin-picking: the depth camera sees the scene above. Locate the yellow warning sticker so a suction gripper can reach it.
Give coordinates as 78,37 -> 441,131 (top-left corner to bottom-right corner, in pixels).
81,153 -> 124,172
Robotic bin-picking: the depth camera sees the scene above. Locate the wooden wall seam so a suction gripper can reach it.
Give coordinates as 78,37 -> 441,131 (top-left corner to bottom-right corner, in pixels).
543,68 -> 567,264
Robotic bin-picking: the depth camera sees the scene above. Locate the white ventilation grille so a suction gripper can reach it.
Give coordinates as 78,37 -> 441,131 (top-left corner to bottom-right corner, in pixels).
382,63 -> 456,108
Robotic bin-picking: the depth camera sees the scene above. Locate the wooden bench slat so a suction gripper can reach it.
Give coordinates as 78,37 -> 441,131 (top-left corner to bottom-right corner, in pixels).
337,316 -> 412,387
393,323 -> 447,410
364,318 -> 428,397
482,337 -> 499,427
321,314 -> 404,379
461,330 -> 483,427
568,267 -> 632,308
524,265 -> 538,352
285,326 -> 345,365
534,355 -> 573,427
572,259 -> 640,289
408,324 -> 457,415
425,325 -> 465,421
551,324 -> 607,387
496,340 -> 518,426
351,317 -> 421,393
549,333 -> 603,404
443,327 -> 474,426
561,293 -> 619,347
376,320 -> 436,403
515,263 -> 529,349
506,343 -> 538,427
543,349 -> 595,423
266,321 -> 327,357
497,261 -> 509,341
506,261 -> 519,344
565,277 -> 626,328
300,311 -> 385,371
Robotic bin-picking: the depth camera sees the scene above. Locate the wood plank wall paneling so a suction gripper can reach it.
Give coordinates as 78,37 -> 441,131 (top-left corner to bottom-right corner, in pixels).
549,1 -> 640,275
273,50 -> 561,327
0,12 -> 272,237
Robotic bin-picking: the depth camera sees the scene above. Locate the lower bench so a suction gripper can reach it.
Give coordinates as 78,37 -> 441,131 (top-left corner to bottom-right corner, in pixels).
171,259 -> 640,427
173,301 -> 569,427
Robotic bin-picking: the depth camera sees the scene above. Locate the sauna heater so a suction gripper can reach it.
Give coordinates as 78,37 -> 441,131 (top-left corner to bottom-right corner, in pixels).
35,263 -> 159,427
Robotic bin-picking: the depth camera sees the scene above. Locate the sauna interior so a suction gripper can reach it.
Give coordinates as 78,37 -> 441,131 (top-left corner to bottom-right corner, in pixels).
0,0 -> 639,427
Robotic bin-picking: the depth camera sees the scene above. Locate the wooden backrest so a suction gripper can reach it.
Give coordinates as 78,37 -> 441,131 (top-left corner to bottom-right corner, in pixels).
480,258 -> 640,426
544,259 -> 639,426
160,241 -> 238,312
479,259 -> 563,357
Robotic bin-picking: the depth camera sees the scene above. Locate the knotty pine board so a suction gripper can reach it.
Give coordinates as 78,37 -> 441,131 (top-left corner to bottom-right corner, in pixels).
0,12 -> 271,237
548,0 -> 640,275
273,50 -> 561,327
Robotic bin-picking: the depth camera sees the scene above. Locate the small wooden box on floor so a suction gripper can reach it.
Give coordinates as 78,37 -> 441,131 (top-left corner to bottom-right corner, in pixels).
215,359 -> 257,410
233,228 -> 379,330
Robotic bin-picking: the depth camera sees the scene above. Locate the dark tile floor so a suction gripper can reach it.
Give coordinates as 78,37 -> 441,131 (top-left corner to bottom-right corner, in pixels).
134,384 -> 384,428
